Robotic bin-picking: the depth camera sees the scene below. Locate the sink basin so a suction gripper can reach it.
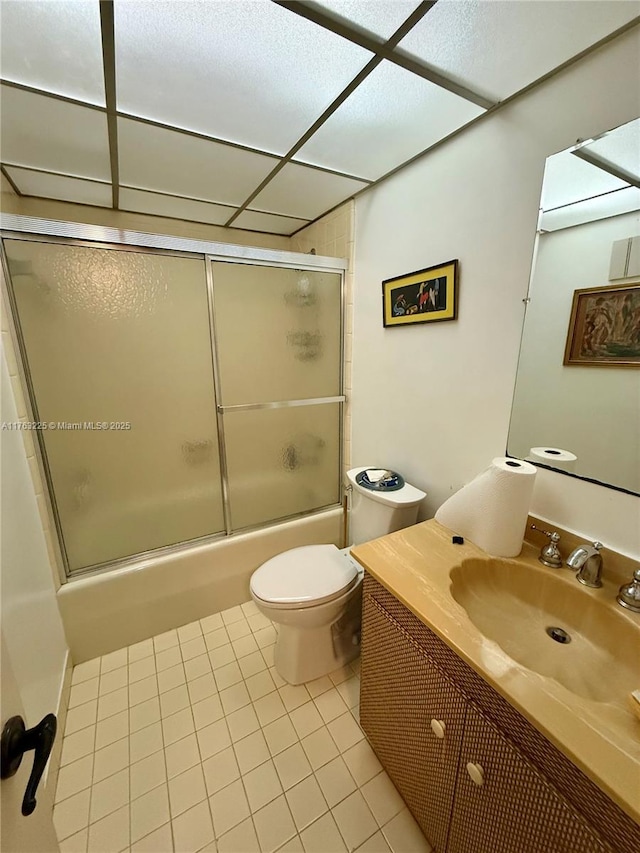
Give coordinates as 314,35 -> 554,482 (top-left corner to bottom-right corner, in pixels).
450,558 -> 639,705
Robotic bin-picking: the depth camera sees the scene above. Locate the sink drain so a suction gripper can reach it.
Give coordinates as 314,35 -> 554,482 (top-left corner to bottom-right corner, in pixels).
546,626 -> 571,644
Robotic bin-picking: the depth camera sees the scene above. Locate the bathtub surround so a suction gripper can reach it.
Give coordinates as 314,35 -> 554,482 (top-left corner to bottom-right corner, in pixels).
58,508 -> 342,664
351,26 -> 640,559
3,231 -> 345,576
0,206 -> 354,667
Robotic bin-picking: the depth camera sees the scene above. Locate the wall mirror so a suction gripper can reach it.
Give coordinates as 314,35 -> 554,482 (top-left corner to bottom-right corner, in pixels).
507,116 -> 640,495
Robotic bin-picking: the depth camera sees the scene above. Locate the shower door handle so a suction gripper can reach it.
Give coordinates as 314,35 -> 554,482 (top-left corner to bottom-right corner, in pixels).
1,713 -> 57,815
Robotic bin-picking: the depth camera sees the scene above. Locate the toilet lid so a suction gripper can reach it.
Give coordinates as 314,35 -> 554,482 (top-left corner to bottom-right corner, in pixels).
250,544 -> 359,607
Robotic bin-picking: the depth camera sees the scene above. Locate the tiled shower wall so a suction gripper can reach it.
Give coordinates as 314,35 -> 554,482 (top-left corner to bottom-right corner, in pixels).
290,200 -> 355,472
1,284 -> 63,587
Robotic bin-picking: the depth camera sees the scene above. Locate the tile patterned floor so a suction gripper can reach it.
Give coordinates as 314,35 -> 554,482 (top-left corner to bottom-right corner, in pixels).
54,601 -> 433,853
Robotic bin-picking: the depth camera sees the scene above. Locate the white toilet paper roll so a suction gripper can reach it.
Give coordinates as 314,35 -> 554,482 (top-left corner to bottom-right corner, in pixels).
528,447 -> 577,473
435,457 -> 537,557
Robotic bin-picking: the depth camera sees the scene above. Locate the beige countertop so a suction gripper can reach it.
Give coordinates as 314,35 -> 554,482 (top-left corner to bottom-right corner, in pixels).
351,519 -> 640,824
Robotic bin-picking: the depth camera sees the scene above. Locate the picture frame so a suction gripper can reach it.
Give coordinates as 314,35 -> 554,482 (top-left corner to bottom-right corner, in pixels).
563,282 -> 640,368
382,260 -> 458,328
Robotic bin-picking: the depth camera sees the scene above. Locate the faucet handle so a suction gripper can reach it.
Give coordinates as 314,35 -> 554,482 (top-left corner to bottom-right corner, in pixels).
617,568 -> 640,612
530,524 -> 560,543
530,525 -> 562,568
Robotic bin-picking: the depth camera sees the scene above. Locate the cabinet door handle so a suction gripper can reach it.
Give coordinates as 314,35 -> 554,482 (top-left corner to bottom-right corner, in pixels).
430,719 -> 446,739
466,762 -> 484,786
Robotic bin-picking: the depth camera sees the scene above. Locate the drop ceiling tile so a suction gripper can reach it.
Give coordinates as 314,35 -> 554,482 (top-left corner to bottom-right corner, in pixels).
297,61 -> 483,180
312,1 -> 422,40
541,150 -> 628,212
5,167 -> 112,208
118,118 -> 278,207
233,210 -> 310,236
250,163 -> 368,221
397,0 -> 640,102
540,186 -> 640,231
0,86 -> 110,180
584,118 -> 640,182
0,0 -> 105,105
114,0 -> 373,155
119,187 -> 236,226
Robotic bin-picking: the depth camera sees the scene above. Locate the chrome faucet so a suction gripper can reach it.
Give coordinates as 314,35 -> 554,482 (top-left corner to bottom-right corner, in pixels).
617,569 -> 640,612
566,541 -> 603,588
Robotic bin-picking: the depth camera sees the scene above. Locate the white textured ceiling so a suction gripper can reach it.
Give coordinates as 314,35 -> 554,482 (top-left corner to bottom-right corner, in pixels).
1,0 -> 638,237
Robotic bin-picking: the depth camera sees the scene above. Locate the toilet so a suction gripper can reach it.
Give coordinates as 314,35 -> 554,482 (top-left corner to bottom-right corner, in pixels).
250,466 -> 426,684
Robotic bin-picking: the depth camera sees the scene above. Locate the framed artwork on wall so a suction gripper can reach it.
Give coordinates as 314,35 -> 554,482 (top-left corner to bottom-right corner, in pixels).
563,282 -> 640,368
382,260 -> 458,328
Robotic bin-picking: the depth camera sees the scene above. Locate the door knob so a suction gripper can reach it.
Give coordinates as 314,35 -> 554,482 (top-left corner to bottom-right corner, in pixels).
1,714 -> 57,815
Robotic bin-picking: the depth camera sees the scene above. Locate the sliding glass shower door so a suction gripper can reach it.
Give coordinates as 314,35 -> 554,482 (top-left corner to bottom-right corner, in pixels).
3,236 -> 344,576
5,239 -> 225,572
211,261 -> 343,530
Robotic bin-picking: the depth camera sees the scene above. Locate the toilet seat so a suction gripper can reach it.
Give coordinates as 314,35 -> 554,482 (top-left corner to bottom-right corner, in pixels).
250,544 -> 359,609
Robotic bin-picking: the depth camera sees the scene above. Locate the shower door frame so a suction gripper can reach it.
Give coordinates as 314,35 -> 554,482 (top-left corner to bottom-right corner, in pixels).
0,214 -> 347,583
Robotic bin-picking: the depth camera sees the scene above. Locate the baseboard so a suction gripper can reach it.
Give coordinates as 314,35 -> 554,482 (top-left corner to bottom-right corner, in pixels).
45,648 -> 72,798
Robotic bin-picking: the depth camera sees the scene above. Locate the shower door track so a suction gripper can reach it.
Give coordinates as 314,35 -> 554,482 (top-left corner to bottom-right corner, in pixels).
1,214 -> 348,583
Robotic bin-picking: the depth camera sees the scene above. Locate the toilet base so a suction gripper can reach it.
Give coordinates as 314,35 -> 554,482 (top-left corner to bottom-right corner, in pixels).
274,622 -> 360,685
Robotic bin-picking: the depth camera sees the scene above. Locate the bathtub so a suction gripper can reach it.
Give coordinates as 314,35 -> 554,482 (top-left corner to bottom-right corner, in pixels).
57,507 -> 343,663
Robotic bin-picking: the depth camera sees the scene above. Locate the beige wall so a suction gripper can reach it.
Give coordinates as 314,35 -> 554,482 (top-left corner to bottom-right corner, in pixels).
351,28 -> 640,558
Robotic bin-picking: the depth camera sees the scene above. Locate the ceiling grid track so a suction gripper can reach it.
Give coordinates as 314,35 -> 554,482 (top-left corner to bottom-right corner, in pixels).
0,79 -> 372,187
224,0 -> 436,227
1,2 -> 638,235
572,148 -> 640,190
273,0 -> 495,110
99,0 -> 120,210
336,13 -> 640,221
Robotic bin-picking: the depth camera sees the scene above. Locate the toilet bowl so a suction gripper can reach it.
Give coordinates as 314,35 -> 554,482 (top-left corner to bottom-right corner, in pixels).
250,544 -> 364,684
250,467 -> 426,684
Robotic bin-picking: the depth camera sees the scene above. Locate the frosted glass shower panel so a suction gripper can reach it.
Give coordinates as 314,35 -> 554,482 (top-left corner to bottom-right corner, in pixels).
5,240 -> 224,571
212,262 -> 342,405
225,404 -> 341,530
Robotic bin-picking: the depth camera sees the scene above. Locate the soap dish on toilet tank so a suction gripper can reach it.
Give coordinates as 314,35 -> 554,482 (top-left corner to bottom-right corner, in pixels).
355,468 -> 405,491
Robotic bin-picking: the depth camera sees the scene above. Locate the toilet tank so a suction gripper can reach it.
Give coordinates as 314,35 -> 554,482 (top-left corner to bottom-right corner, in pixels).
346,467 -> 426,546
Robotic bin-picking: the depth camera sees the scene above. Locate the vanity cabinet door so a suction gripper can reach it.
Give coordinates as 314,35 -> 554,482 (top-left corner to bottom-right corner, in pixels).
360,592 -> 467,853
447,704 -> 610,853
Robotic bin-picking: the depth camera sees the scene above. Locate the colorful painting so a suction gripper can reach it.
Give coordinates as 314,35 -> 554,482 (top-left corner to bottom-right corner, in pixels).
564,283 -> 640,368
382,260 -> 458,327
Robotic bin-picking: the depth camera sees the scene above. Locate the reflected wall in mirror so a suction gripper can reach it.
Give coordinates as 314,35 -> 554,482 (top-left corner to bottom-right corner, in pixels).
508,117 -> 640,495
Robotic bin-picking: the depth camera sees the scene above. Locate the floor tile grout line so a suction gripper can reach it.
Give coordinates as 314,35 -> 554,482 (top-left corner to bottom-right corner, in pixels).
57,606 -> 391,852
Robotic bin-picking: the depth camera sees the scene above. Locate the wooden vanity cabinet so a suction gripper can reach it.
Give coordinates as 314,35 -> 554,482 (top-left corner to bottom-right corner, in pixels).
447,703 -> 608,853
360,591 -> 466,853
360,572 -> 639,853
